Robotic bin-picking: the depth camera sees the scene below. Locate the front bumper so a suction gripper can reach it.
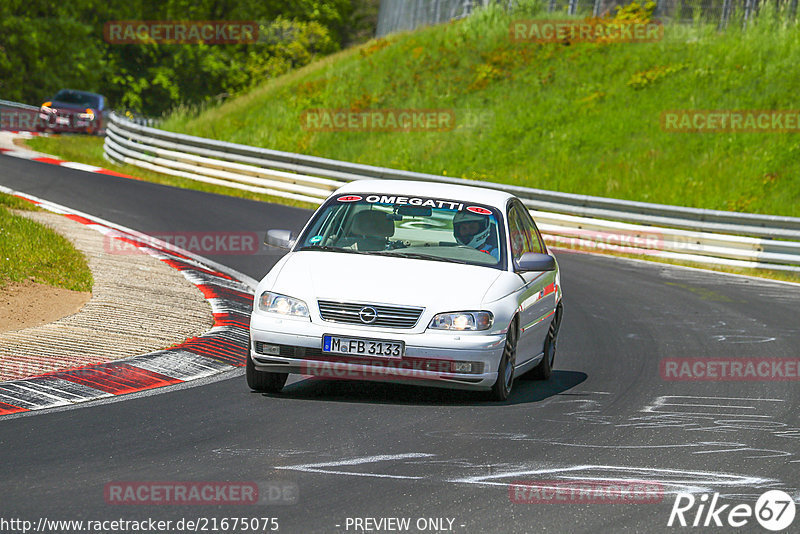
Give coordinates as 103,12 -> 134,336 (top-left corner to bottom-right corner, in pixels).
250,313 -> 506,391
38,112 -> 99,132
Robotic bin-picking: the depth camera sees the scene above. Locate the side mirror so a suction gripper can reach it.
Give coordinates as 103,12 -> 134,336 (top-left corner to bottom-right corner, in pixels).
516,252 -> 556,272
265,229 -> 295,249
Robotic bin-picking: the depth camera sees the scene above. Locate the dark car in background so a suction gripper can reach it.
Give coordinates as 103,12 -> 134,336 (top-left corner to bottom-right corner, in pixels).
37,89 -> 106,135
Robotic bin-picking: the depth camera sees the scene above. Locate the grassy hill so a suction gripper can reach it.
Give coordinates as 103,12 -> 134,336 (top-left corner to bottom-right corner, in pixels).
158,3 -> 800,217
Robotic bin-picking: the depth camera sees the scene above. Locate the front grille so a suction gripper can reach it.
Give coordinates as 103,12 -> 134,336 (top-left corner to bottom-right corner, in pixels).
318,300 -> 423,328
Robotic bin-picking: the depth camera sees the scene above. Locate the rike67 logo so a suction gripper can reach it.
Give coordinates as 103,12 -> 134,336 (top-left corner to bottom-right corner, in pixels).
668,490 -> 796,531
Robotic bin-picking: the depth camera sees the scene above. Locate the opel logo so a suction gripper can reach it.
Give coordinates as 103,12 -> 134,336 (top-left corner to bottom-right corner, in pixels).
359,306 -> 378,324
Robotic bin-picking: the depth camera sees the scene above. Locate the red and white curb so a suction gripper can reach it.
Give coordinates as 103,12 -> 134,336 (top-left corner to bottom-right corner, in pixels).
0,141 -> 135,180
1,131 -> 45,137
0,186 -> 258,417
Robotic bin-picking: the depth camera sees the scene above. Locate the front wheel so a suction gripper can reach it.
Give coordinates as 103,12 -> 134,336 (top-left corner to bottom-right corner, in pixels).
530,303 -> 562,380
246,355 -> 288,393
490,320 -> 518,401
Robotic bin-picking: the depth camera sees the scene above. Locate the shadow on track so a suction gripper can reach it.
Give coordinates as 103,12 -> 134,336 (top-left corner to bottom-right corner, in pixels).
255,369 -> 587,407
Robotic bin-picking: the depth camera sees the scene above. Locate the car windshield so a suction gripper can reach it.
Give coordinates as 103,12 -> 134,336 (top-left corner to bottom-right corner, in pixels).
52,90 -> 101,108
296,194 -> 505,269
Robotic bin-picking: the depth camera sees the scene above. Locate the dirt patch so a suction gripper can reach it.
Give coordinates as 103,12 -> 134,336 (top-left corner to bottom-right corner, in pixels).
0,278 -> 91,333
12,137 -> 30,149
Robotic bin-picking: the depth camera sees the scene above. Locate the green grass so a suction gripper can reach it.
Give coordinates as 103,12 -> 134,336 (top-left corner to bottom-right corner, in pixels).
160,3 -> 800,217
24,135 -> 318,210
0,193 -> 93,291
0,193 -> 40,211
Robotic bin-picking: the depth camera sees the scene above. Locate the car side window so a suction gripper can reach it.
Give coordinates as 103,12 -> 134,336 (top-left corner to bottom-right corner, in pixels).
514,203 -> 546,254
509,203 -> 545,263
508,207 -> 528,262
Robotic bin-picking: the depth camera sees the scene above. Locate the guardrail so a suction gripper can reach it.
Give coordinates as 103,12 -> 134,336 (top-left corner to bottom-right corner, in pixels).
0,99 -> 40,132
101,111 -> 800,273
0,99 -> 38,111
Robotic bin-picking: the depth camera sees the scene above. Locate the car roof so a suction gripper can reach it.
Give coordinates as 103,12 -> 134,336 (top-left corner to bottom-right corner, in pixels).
334,179 -> 515,209
55,89 -> 104,97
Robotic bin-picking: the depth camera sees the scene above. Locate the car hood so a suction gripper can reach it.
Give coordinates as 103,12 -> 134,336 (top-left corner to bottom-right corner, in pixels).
48,101 -> 96,111
269,251 -> 503,310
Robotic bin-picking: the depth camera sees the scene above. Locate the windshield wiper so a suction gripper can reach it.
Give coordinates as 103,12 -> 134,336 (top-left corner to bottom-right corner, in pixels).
299,247 -> 476,265
372,251 -> 471,265
297,245 -> 366,254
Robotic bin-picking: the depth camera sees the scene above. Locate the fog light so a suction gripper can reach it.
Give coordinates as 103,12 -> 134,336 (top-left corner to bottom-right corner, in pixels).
451,362 -> 474,373
256,342 -> 280,356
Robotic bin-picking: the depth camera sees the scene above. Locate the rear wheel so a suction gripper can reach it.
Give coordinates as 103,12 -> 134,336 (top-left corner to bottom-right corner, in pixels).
490,319 -> 518,401
246,355 -> 288,393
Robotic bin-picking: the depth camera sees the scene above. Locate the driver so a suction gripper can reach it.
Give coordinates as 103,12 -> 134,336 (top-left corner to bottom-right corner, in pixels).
453,211 -> 499,260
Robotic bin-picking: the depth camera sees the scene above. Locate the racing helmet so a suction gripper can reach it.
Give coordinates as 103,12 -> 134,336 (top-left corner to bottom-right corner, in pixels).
453,210 -> 491,249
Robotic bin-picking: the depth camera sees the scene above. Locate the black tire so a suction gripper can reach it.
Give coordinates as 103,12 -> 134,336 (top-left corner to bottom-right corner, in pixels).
246,355 -> 288,393
530,303 -> 562,380
490,319 -> 518,401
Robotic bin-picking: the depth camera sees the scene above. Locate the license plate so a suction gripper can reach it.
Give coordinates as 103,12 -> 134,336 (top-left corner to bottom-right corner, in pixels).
322,335 -> 404,358
56,116 -> 70,125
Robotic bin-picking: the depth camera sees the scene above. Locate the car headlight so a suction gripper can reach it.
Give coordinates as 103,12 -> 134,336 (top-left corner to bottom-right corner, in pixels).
429,311 -> 493,331
79,108 -> 95,120
258,291 -> 309,318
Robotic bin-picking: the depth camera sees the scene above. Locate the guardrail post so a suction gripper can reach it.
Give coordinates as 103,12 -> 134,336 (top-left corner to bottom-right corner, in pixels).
719,0 -> 732,28
743,0 -> 755,28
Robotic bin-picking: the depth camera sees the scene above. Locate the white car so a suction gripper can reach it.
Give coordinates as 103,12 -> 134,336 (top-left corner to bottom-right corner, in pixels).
248,180 -> 563,400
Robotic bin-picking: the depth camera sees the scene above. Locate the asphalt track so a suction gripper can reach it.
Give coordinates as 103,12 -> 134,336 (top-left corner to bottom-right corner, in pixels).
1,154 -> 799,533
